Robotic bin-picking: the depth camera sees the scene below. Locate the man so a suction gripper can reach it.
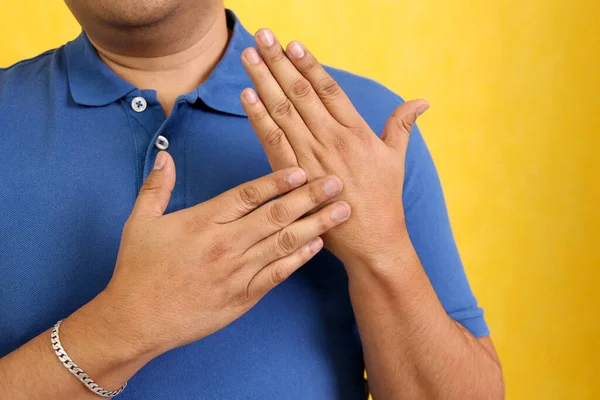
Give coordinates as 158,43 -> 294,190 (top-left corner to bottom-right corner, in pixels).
0,0 -> 504,398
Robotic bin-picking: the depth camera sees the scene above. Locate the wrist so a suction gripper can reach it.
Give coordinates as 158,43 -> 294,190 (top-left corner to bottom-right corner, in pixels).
344,232 -> 417,279
345,239 -> 427,309
58,291 -> 160,388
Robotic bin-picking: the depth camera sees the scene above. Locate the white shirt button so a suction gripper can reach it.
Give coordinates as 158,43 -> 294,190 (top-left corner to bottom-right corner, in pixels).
131,96 -> 147,112
155,135 -> 169,150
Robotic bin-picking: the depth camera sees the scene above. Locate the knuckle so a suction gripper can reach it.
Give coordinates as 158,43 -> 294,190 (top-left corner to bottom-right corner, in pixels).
289,78 -> 313,99
316,78 -> 341,98
270,97 -> 295,119
187,212 -> 207,232
139,177 -> 161,195
277,229 -> 299,254
208,238 -> 231,259
263,126 -> 286,148
254,108 -> 270,121
234,287 -> 252,307
393,115 -> 413,134
238,184 -> 263,209
302,58 -> 320,73
271,264 -> 290,284
267,201 -> 291,227
269,49 -> 286,64
328,134 -> 349,154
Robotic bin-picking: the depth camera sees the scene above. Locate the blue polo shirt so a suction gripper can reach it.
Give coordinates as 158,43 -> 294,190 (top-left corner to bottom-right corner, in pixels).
0,10 -> 488,400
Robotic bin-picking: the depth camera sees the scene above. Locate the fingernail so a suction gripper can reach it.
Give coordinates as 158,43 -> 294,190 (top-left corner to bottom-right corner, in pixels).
308,237 -> 323,253
244,48 -> 260,64
288,42 -> 305,58
331,204 -> 350,221
286,169 -> 307,187
323,177 -> 343,196
416,103 -> 429,117
243,89 -> 258,104
154,152 -> 167,170
258,29 -> 275,47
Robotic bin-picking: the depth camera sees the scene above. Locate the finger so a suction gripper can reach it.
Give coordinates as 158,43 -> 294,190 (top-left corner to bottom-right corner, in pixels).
246,237 -> 324,299
240,46 -> 315,151
235,175 -> 344,245
253,29 -> 333,135
204,167 -> 307,223
381,100 -> 430,152
285,41 -> 364,128
245,201 -> 351,263
131,152 -> 176,220
241,88 -> 298,171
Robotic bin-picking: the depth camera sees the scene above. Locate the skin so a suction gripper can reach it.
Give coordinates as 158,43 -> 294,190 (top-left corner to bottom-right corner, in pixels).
0,155 -> 351,399
0,0 -> 505,398
64,0 -> 229,116
63,0 -> 224,56
238,30 -> 505,399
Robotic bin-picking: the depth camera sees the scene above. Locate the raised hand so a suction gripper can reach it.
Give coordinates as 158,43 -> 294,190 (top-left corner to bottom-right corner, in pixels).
239,29 -> 428,267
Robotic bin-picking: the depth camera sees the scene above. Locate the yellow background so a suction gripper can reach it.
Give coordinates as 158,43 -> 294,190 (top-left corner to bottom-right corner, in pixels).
1,0 -> 598,399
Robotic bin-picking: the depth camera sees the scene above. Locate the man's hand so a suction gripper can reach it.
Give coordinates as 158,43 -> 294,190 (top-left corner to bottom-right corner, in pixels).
93,151 -> 351,356
0,152 -> 352,400
239,29 -> 428,268
238,30 -> 504,400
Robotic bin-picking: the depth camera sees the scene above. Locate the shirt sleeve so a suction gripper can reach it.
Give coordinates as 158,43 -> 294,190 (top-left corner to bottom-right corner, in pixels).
402,119 -> 489,338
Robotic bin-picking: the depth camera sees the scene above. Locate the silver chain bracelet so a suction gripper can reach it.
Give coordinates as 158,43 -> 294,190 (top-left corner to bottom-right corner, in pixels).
51,320 -> 127,398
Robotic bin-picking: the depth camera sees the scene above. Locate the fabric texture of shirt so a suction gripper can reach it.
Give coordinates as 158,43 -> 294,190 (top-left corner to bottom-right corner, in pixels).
0,9 -> 488,400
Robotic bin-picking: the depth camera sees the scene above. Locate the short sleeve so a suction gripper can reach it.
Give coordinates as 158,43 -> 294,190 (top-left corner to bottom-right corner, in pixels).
402,123 -> 489,338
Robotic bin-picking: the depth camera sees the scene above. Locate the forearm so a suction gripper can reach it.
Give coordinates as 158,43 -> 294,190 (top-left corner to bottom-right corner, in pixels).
346,239 -> 503,400
0,292 -> 156,399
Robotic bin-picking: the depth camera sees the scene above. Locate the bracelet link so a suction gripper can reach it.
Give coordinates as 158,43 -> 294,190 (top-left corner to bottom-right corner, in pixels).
51,320 -> 127,398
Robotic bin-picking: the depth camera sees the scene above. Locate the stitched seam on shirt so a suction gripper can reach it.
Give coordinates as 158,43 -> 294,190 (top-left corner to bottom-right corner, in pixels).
182,106 -> 194,208
119,98 -> 142,193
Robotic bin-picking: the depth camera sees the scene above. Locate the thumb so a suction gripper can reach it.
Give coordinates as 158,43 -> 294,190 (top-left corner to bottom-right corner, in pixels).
381,99 -> 429,152
132,151 -> 176,219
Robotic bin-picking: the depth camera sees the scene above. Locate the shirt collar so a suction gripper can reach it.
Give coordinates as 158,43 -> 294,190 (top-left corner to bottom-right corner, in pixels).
65,9 -> 253,117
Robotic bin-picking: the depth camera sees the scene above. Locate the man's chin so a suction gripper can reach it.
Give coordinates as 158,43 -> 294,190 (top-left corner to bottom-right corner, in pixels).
65,0 -> 182,30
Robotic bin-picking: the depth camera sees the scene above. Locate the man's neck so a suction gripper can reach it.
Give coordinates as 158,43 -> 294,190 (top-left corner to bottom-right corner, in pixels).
89,9 -> 230,117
